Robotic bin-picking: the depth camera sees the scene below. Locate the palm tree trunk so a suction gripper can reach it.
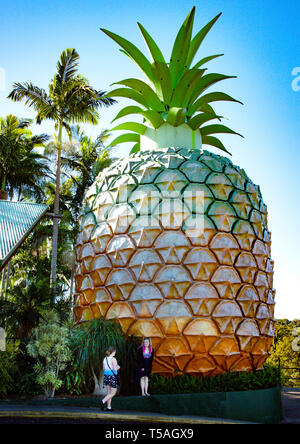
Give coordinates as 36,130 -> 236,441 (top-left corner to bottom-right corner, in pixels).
0,268 -> 6,300
69,265 -> 74,300
50,124 -> 62,292
91,367 -> 106,396
1,174 -> 6,191
4,261 -> 12,300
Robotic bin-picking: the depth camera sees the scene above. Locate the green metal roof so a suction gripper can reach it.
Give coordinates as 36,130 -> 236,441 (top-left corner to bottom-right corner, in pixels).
0,201 -> 48,270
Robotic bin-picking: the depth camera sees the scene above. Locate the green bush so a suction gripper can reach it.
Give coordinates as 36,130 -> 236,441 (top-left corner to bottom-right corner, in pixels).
0,350 -> 14,397
15,371 -> 41,397
71,318 -> 141,396
27,311 -> 72,399
0,340 -> 42,398
149,365 -> 280,395
62,362 -> 87,396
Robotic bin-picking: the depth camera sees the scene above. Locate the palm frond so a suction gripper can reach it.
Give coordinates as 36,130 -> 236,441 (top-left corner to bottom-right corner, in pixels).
56,48 -> 80,86
8,82 -> 54,121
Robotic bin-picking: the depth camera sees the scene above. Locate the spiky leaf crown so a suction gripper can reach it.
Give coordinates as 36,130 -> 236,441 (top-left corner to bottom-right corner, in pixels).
101,6 -> 243,154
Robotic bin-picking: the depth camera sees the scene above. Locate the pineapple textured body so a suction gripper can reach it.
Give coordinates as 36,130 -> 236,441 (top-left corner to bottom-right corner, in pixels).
74,147 -> 275,376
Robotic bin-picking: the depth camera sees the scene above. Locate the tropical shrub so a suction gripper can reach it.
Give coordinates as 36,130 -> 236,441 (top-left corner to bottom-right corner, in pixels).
71,318 -> 141,396
0,346 -> 15,397
150,365 -> 280,395
15,371 -> 41,397
27,311 -> 72,398
62,361 -> 87,396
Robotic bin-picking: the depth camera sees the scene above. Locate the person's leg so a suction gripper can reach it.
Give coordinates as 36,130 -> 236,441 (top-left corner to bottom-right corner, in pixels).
107,387 -> 117,409
102,385 -> 111,404
145,376 -> 149,395
140,376 -> 145,395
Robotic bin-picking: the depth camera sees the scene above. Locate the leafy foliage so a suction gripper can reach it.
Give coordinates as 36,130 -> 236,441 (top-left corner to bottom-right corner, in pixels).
9,49 -> 116,135
27,311 -> 72,398
71,318 -> 141,395
0,115 -> 50,199
266,319 -> 300,387
63,362 -> 87,396
150,365 -> 280,395
8,47 -> 116,290
0,347 -> 15,397
0,254 -> 54,339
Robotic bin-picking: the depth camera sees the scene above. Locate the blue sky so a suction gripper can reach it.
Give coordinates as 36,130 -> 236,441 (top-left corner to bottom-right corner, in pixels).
1,0 -> 300,319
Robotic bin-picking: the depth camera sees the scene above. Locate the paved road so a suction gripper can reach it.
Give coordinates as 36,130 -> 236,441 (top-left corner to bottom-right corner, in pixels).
0,417 -> 129,424
281,388 -> 300,424
0,403 -> 250,424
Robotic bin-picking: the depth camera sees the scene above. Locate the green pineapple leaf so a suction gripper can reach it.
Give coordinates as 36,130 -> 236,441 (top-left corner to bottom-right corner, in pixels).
187,112 -> 223,130
188,73 -> 237,106
200,124 -> 243,138
112,105 -> 145,122
197,103 -> 222,121
100,28 -> 153,81
170,68 -> 206,108
112,105 -> 164,129
186,12 -> 222,68
202,134 -> 232,154
111,121 -> 148,135
167,107 -> 186,126
105,87 -> 149,108
130,142 -> 140,153
107,132 -> 140,148
151,62 -> 173,104
188,92 -> 243,116
137,22 -> 166,63
139,110 -> 165,128
192,54 -> 224,69
112,78 -> 165,111
169,7 -> 196,87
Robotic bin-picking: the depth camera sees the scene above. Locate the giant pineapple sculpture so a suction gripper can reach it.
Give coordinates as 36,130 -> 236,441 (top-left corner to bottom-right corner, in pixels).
74,7 -> 275,375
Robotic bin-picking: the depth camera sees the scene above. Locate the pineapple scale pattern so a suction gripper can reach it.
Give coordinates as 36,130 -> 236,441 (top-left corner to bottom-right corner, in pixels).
74,147 -> 275,376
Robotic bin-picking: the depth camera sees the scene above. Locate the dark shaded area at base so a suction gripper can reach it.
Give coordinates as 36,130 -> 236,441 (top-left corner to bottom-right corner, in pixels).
113,387 -> 281,424
0,418 -> 182,426
0,417 -> 131,424
1,386 -> 281,424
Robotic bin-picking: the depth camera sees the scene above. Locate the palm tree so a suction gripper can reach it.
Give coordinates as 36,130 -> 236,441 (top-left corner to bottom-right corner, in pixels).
0,254 -> 53,339
71,318 -> 140,395
9,48 -> 116,291
42,127 -> 114,299
0,115 -> 50,301
0,115 -> 49,198
60,126 -> 114,226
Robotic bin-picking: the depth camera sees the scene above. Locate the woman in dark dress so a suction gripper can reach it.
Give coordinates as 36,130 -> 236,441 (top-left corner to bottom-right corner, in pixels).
137,337 -> 154,396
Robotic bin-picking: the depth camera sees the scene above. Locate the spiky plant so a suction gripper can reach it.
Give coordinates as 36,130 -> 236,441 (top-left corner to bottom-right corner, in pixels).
73,7 -> 275,376
102,7 -> 242,154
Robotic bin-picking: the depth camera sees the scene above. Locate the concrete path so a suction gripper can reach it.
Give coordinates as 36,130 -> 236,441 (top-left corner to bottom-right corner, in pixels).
281,388 -> 300,424
0,403 -> 253,424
